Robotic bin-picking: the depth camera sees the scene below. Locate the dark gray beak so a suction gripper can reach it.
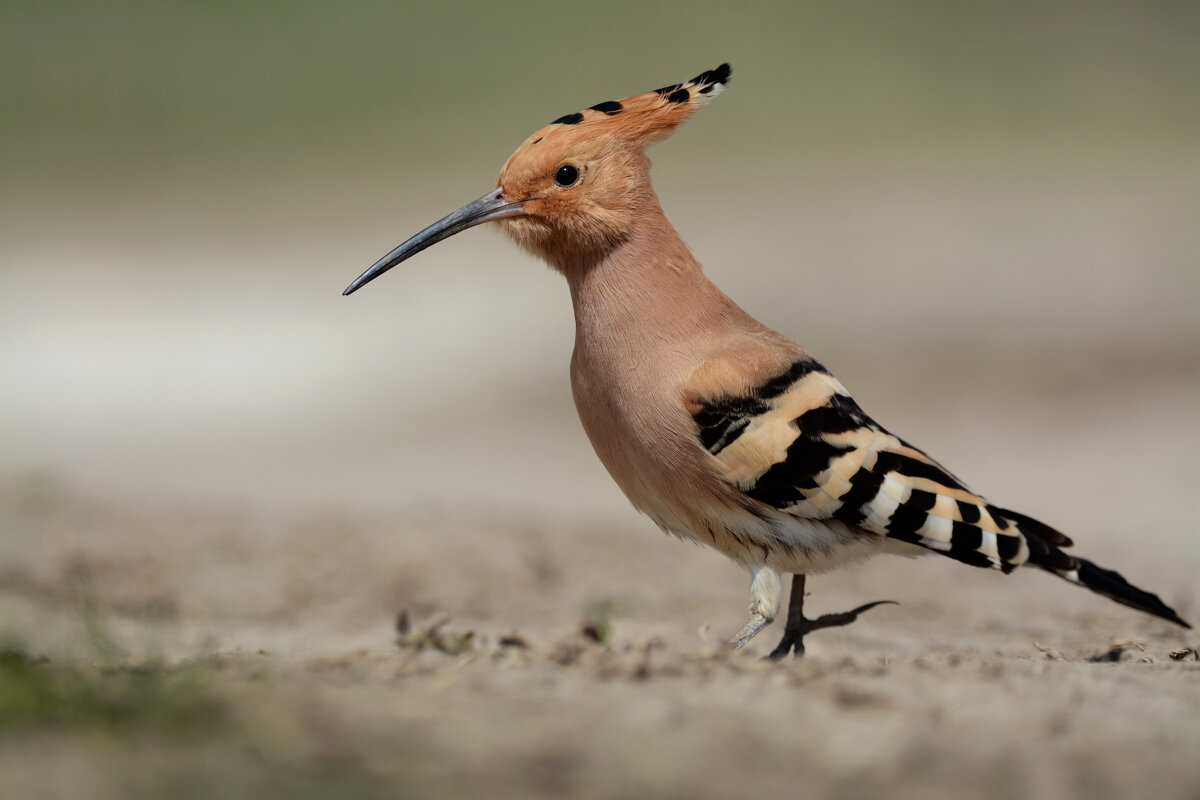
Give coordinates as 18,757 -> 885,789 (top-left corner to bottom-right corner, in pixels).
343,188 -> 525,296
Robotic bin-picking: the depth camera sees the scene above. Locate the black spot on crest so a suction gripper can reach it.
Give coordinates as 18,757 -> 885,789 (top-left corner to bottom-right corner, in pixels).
531,137 -> 543,145
698,85 -> 713,95
666,88 -> 690,104
589,100 -> 623,115
551,112 -> 583,125
654,83 -> 682,97
691,63 -> 732,86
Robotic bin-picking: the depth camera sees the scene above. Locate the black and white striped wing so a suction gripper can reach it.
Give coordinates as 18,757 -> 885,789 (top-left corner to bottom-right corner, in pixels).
692,358 -> 1035,571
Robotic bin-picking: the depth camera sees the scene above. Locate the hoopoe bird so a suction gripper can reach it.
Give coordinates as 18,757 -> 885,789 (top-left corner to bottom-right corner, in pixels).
345,64 -> 1189,656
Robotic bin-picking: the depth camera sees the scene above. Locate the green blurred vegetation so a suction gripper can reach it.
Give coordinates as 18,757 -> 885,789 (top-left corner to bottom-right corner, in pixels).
0,638 -> 402,799
3,0 -> 1196,252
0,645 -> 227,736
3,0 -> 1197,175
0,0 -> 1193,266
0,570 -> 398,799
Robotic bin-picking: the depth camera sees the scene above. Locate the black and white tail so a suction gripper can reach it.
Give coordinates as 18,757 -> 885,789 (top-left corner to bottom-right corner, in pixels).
1001,507 -> 1191,628
690,355 -> 1191,630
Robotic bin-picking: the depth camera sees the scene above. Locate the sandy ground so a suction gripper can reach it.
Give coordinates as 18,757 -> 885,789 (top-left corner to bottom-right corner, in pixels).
2,134 -> 1198,800
2,371 -> 1198,799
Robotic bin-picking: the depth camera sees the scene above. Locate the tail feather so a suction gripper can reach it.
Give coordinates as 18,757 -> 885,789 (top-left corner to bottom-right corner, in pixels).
991,505 -> 1073,548
1027,540 -> 1191,629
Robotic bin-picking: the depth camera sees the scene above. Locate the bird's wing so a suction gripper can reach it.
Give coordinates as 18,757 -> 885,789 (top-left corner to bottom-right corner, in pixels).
688,357 -> 1046,572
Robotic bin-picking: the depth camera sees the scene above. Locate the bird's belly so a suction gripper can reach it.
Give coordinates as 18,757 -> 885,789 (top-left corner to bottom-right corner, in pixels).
569,343 -> 905,573
571,379 -> 887,572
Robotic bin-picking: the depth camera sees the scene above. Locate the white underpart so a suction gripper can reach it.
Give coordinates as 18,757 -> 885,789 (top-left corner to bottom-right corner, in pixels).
748,564 -> 783,621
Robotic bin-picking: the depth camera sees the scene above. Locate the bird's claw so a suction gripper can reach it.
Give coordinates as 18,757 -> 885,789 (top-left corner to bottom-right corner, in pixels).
766,600 -> 898,660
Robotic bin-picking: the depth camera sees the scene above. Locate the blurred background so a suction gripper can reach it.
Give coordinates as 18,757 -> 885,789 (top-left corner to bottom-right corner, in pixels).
2,3 -> 1198,798
2,0 -> 1197,519
4,0 -> 1200,655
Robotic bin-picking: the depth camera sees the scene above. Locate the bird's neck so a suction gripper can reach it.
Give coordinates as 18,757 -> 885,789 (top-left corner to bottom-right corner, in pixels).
563,194 -> 740,355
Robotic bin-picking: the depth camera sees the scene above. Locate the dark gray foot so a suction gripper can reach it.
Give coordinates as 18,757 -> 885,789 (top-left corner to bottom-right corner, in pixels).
766,600 -> 897,660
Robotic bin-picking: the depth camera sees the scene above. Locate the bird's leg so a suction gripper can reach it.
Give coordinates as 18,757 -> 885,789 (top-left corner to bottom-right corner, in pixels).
729,565 -> 782,650
766,574 -> 897,660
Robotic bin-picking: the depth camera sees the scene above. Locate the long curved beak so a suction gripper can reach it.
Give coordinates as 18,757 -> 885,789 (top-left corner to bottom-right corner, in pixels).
343,188 -> 525,296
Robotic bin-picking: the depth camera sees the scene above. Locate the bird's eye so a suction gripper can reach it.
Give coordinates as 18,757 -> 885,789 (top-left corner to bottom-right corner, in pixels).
555,164 -> 580,187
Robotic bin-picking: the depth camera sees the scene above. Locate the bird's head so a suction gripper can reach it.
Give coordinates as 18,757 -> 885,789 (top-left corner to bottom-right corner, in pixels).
344,64 -> 730,294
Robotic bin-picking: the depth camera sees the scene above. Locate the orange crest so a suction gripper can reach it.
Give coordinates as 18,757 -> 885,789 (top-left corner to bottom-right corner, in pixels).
521,63 -> 731,152
345,64 -> 733,293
